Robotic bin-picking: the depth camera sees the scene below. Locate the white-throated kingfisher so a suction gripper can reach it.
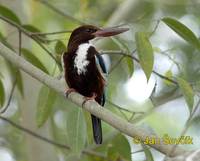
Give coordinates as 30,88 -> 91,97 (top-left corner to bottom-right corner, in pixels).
63,25 -> 128,144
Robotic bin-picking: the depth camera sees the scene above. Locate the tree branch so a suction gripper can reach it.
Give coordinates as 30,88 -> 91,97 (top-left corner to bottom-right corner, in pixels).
0,42 -> 186,157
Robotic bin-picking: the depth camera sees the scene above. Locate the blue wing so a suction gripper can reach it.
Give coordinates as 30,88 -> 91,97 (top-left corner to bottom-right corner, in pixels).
95,54 -> 107,106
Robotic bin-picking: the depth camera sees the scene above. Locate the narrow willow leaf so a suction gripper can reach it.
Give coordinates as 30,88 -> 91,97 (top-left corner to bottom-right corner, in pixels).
164,70 -> 173,86
0,5 -> 21,24
16,70 -> 24,97
21,48 -> 49,74
177,77 -> 194,112
125,57 -> 134,77
162,17 -> 200,50
142,144 -> 154,161
22,24 -> 41,33
107,134 -> 131,161
22,24 -> 48,43
0,79 -> 5,106
66,107 -> 86,155
83,111 -> 93,144
135,32 -> 154,81
36,86 -> 57,127
55,40 -> 66,55
55,40 -> 66,62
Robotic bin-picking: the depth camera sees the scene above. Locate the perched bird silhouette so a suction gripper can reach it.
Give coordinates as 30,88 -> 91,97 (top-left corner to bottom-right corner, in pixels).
63,25 -> 128,144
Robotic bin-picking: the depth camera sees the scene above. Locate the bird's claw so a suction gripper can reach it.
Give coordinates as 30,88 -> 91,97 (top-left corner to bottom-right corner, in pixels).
82,93 -> 97,107
65,88 -> 76,98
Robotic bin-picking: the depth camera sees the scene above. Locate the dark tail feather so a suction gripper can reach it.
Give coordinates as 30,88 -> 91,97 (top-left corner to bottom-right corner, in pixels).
92,92 -> 105,144
91,114 -> 102,144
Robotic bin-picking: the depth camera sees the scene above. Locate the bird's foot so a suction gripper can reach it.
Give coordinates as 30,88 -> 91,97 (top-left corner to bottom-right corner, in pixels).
65,88 -> 76,98
82,93 -> 97,107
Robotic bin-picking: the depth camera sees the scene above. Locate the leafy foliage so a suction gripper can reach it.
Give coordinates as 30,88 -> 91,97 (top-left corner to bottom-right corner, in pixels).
21,48 -> 49,74
142,144 -> 154,161
107,134 -> 131,161
36,85 -> 57,127
112,37 -> 134,77
0,5 -> 21,24
66,107 -> 87,155
0,79 -> 5,106
55,40 -> 67,62
135,32 -> 154,81
1,1 -> 200,161
164,70 -> 174,86
162,17 -> 200,50
177,77 -> 194,112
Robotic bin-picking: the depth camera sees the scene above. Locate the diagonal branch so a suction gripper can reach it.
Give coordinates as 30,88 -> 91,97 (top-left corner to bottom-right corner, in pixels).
0,42 -> 186,157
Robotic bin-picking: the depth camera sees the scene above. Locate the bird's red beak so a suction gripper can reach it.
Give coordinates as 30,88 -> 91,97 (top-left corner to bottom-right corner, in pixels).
93,27 -> 129,37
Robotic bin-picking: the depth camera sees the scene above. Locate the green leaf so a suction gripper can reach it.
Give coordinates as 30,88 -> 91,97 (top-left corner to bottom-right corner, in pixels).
16,70 -> 24,97
125,57 -> 134,77
162,17 -> 200,50
21,48 -> 49,74
107,134 -> 131,161
22,24 -> 48,43
0,79 -> 5,106
55,40 -> 66,55
36,86 -> 57,127
142,144 -> 154,161
22,24 -> 41,33
0,5 -> 21,24
135,32 -> 154,81
164,70 -> 173,86
177,77 -> 194,112
66,107 -> 87,155
55,40 -> 66,61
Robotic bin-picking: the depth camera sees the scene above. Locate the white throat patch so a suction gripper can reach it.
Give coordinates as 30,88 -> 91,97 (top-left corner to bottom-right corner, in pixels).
74,43 -> 92,75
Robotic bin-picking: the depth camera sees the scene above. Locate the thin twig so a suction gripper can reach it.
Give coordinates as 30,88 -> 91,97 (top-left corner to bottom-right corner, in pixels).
0,16 -> 61,69
131,149 -> 145,154
107,99 -> 134,113
0,79 -> 17,113
100,50 -> 178,85
30,30 -> 72,36
149,20 -> 160,37
159,48 -> 182,72
0,115 -> 70,149
165,98 -> 200,158
0,115 -> 107,158
109,56 -> 125,74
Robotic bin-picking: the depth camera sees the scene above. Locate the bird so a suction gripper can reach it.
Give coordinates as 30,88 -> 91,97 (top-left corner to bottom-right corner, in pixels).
63,25 -> 129,144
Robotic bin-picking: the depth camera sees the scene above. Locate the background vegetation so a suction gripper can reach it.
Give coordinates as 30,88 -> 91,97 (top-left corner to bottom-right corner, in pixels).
0,0 -> 200,161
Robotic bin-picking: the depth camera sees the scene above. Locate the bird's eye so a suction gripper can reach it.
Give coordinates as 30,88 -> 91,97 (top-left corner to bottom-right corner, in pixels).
86,28 -> 93,33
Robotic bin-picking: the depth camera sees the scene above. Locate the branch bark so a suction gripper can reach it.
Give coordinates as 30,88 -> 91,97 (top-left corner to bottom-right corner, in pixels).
0,42 -> 187,157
